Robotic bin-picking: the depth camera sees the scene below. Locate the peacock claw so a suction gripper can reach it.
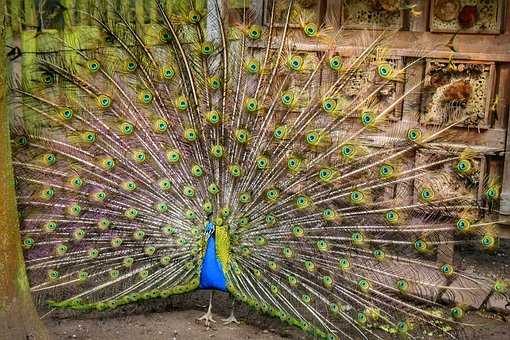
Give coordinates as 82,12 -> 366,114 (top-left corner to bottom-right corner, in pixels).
222,313 -> 239,325
197,309 -> 216,327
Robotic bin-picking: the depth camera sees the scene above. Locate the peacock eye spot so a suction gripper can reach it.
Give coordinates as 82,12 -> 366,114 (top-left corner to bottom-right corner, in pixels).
16,136 -> 28,145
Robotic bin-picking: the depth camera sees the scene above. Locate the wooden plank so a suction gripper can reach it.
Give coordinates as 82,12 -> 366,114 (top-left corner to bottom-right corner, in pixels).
487,293 -> 510,314
441,276 -> 492,309
252,31 -> 510,62
409,0 -> 429,32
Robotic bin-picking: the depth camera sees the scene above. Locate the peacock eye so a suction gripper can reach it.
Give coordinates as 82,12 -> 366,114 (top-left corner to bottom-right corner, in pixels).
377,63 -> 394,79
288,55 -> 304,71
419,187 -> 434,202
361,111 -> 375,126
451,307 -> 463,319
351,232 -> 363,244
208,183 -> 220,194
201,42 -> 214,56
211,144 -> 224,158
245,98 -> 258,112
15,135 -> 28,146
248,25 -> 262,40
229,164 -> 241,177
152,118 -> 168,133
183,185 -> 196,197
235,129 -> 249,143
184,128 -> 197,142
132,150 -> 146,163
397,321 -> 408,333
292,226 -> 304,237
303,23 -> 318,37
246,59 -> 260,74
486,187 -> 498,200
159,178 -> 172,190
239,192 -> 252,203
414,239 -> 428,252
175,96 -> 188,110
87,60 -> 100,73
41,73 -> 55,85
256,156 -> 268,169
440,263 -> 453,276
23,238 -> 34,248
481,234 -> 495,249
456,218 -> 470,231
208,76 -> 221,90
322,98 -> 336,113
160,65 -> 176,80
339,258 -> 350,269
306,131 -> 318,144
120,122 -> 134,135
206,111 -> 221,125
350,190 -> 364,204
192,164 -> 204,177
139,90 -> 153,105
282,95 -> 291,104
329,56 -> 343,71
185,9 -> 201,23
379,164 -> 394,178
97,94 -> 112,108
126,61 -> 137,72
407,128 -> 422,142
59,108 -> 73,120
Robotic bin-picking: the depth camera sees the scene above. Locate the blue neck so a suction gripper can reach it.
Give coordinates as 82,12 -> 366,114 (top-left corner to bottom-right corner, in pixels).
199,222 -> 227,291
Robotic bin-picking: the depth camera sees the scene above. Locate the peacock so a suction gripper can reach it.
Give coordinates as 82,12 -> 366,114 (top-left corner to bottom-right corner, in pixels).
8,0 -> 509,339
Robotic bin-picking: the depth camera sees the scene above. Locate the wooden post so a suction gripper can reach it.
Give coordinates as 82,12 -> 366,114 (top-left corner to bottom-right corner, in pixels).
0,1 -> 49,338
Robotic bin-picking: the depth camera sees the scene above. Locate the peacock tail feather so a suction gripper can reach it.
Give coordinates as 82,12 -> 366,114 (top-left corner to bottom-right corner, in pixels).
8,1 -> 508,339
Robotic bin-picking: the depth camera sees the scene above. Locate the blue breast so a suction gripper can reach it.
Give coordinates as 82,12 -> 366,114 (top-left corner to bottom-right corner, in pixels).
199,223 -> 227,291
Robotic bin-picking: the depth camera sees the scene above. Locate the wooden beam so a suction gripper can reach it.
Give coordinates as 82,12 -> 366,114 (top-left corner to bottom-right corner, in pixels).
253,30 -> 510,62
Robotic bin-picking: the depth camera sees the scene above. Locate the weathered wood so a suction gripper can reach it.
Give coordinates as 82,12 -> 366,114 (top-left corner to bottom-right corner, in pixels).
486,292 -> 510,314
441,276 -> 492,309
252,30 -> 510,62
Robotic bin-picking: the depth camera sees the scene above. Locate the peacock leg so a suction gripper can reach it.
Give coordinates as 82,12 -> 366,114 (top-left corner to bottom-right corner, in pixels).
221,298 -> 239,325
197,291 -> 216,327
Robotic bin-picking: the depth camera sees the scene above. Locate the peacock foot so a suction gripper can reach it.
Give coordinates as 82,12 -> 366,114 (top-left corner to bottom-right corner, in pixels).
222,312 -> 239,325
197,309 -> 216,327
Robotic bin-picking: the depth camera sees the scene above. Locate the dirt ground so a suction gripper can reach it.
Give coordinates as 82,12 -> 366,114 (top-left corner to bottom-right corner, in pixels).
43,303 -> 510,340
43,240 -> 510,340
44,290 -> 304,340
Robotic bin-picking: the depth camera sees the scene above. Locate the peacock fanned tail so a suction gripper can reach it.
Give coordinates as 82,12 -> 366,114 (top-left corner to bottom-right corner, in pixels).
8,1 -> 507,339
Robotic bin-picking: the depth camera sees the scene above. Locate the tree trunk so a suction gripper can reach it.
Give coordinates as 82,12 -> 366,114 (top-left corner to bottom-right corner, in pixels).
0,2 -> 50,338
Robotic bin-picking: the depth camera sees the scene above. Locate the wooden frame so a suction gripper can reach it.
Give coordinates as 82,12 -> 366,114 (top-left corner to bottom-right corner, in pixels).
340,0 -> 405,30
263,0 -> 326,28
420,58 -> 496,129
429,0 -> 505,34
